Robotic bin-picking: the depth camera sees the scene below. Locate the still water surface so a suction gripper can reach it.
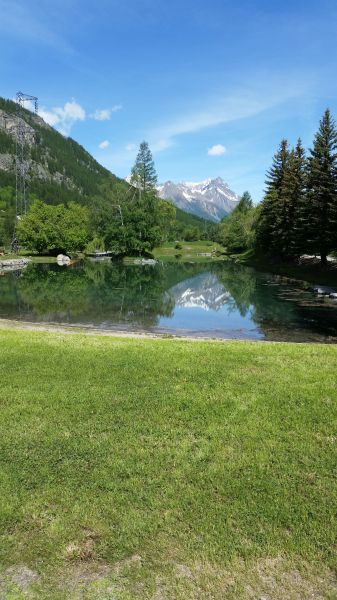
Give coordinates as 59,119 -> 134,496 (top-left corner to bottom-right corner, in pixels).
1,260 -> 337,342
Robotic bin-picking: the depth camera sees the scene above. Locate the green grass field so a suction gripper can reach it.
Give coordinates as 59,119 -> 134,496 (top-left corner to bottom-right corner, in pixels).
152,241 -> 225,263
0,329 -> 336,599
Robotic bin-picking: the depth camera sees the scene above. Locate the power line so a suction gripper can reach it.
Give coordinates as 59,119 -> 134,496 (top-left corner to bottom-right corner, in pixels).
12,91 -> 38,252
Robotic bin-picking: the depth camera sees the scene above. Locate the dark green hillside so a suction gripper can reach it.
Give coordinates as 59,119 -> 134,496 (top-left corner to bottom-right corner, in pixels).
170,205 -> 218,240
175,206 -> 209,226
0,97 -> 122,207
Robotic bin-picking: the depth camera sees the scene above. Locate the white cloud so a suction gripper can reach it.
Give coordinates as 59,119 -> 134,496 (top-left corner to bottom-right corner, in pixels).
40,100 -> 86,135
125,143 -> 137,151
91,105 -> 122,121
208,144 -> 226,156
99,140 -> 110,149
92,109 -> 111,121
39,109 -> 60,127
39,99 -> 122,136
16,98 -> 35,112
151,138 -> 173,152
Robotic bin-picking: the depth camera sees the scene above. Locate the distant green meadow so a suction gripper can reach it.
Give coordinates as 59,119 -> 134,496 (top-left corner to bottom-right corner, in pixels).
0,329 -> 336,599
152,240 -> 226,262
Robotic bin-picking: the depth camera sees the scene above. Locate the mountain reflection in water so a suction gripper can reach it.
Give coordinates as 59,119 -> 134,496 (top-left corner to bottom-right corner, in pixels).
0,260 -> 337,342
168,273 -> 230,311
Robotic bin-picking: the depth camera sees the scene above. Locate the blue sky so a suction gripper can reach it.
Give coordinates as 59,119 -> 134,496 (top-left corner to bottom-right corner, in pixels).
1,0 -> 337,201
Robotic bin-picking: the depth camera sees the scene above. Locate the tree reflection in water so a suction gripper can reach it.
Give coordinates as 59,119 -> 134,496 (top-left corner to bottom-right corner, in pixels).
0,260 -> 337,341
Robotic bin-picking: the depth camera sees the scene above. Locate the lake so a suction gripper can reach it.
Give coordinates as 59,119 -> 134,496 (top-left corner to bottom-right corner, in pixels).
1,260 -> 337,342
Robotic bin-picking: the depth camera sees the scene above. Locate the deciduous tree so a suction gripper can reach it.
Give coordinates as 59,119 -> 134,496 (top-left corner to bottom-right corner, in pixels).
17,200 -> 89,254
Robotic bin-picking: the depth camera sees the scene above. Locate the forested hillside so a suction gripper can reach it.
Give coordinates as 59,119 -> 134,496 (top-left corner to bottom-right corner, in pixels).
0,98 -> 214,249
0,96 -> 123,206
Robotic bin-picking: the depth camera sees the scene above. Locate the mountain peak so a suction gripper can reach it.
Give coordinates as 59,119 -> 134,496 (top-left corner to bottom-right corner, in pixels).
158,177 -> 240,222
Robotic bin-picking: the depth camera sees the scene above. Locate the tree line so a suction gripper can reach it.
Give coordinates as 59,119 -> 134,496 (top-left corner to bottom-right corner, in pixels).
3,110 -> 336,262
11,142 -> 169,255
1,141 -> 211,255
218,109 -> 337,266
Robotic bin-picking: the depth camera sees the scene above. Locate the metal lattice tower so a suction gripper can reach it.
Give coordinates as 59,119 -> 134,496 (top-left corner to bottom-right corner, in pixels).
12,91 -> 38,251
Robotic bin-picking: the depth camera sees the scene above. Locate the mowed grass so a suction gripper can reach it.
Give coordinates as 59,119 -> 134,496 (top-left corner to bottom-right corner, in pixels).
152,240 -> 225,262
0,329 -> 336,599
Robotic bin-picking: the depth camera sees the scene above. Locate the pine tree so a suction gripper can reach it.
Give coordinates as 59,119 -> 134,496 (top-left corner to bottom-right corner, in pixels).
306,109 -> 337,265
130,141 -> 158,195
256,139 -> 290,254
279,139 -> 307,258
236,191 -> 253,213
265,138 -> 290,193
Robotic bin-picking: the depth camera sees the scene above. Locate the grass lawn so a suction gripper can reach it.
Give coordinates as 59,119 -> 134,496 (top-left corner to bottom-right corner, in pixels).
152,240 -> 225,262
0,329 -> 336,599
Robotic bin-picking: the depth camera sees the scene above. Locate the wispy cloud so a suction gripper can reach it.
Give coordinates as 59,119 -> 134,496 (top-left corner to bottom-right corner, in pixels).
91,105 -> 122,121
40,100 -> 86,136
98,74 -> 311,182
0,0 -> 72,51
208,144 -> 226,156
147,80 -> 307,152
99,140 -> 110,149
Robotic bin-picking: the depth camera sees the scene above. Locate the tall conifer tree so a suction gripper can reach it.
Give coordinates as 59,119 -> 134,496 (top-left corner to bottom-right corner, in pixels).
306,109 -> 337,265
130,141 -> 158,196
256,139 -> 290,254
265,139 -> 290,193
279,139 -> 307,258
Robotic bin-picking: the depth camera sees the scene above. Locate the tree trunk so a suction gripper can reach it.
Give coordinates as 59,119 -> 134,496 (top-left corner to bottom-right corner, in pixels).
321,251 -> 327,267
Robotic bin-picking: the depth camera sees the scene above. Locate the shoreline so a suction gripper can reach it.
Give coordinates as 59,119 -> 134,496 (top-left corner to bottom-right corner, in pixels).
0,318 -> 334,345
0,318 -> 228,342
0,318 -> 282,344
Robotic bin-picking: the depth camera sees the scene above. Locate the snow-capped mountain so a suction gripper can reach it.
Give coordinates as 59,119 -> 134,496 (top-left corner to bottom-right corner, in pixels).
157,177 -> 240,222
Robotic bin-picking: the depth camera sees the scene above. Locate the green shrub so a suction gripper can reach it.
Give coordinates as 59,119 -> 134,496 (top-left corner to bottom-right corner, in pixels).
85,236 -> 105,254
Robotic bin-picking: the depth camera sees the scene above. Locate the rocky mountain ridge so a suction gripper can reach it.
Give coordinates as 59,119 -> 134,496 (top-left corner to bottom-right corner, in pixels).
157,177 -> 240,222
168,272 -> 230,311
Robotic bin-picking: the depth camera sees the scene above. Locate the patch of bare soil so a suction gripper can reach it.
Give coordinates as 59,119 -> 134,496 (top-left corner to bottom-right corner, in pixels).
57,554 -> 336,599
180,556 -> 337,600
1,555 -> 335,599
0,565 -> 40,597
